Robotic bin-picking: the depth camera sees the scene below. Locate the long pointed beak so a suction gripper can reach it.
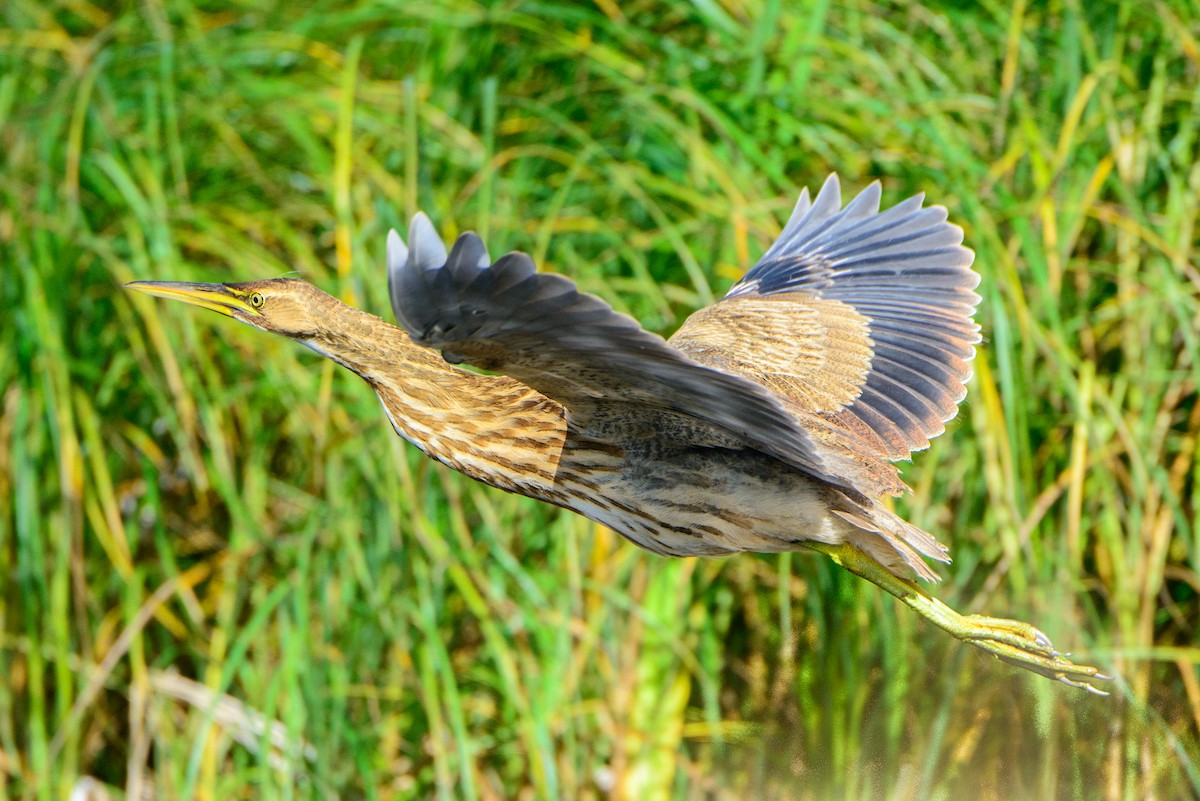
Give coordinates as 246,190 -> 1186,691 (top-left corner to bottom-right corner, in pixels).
125,281 -> 259,319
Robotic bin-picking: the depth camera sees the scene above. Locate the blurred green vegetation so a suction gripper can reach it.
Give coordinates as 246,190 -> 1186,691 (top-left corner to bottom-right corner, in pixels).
2,0 -> 1199,799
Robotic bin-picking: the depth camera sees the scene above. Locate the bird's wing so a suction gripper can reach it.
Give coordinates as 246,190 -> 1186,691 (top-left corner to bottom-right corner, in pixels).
386,214 -> 869,493
669,174 -> 981,493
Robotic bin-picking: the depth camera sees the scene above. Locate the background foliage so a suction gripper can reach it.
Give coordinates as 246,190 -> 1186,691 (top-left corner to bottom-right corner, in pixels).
2,0 -> 1199,798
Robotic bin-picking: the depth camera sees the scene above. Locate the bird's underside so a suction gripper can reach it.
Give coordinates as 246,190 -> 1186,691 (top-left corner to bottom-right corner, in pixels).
545,406 -> 939,590
384,174 -> 1110,692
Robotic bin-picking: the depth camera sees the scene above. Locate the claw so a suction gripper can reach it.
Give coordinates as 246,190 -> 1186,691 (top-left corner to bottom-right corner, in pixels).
986,626 -> 1111,693
803,542 -> 1112,694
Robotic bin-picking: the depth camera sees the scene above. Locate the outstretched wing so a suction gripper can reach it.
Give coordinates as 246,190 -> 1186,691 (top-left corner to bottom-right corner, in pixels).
670,174 -> 980,491
386,214 -> 866,493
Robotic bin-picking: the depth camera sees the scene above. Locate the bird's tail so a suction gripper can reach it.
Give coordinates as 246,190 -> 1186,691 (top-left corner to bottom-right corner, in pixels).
832,503 -> 950,583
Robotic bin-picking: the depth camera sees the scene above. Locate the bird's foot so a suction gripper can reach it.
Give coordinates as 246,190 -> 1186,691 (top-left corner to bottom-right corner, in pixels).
952,613 -> 1111,694
804,541 -> 1111,694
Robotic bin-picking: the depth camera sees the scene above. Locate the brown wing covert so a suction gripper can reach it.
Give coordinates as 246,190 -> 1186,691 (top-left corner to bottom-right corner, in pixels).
682,175 -> 981,462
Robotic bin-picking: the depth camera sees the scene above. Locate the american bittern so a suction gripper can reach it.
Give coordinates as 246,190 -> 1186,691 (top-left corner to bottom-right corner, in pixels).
128,175 -> 1108,692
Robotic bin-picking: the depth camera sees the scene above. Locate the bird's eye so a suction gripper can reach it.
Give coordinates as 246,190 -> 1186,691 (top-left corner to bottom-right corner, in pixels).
249,292 -> 265,309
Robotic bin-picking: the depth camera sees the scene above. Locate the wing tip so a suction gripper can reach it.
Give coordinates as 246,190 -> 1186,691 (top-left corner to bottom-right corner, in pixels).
445,230 -> 492,274
813,173 -> 842,212
387,228 -> 408,276
408,212 -> 448,270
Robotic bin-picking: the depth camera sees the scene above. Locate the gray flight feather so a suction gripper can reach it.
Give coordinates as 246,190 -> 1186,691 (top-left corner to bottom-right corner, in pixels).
408,212 -> 448,272
720,174 -> 981,459
386,229 -> 409,307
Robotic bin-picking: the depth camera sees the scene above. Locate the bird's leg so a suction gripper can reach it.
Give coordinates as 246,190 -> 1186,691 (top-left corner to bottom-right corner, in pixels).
803,541 -> 1111,694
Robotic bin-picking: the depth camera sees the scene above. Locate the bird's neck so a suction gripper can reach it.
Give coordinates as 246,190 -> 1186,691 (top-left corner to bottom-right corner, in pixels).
307,302 -> 569,496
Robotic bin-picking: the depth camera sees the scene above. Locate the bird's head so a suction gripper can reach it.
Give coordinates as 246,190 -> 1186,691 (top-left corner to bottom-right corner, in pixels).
125,277 -> 336,340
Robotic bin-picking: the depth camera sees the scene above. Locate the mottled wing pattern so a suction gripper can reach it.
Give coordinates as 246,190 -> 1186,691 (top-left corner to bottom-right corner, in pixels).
669,293 -> 906,498
386,214 -> 859,492
671,174 -> 981,493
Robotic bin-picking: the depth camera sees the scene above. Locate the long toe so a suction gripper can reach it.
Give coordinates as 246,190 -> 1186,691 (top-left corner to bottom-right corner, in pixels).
961,615 -> 1111,694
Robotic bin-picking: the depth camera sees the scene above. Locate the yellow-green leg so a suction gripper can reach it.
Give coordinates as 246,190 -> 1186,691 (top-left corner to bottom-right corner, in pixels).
805,542 -> 1111,694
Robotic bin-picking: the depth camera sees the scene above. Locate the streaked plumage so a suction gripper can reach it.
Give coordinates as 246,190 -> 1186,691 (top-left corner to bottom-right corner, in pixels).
390,176 -> 970,581
127,174 -> 1108,692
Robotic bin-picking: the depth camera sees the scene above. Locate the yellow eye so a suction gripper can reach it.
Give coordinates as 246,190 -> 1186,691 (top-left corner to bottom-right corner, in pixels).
249,292 -> 265,309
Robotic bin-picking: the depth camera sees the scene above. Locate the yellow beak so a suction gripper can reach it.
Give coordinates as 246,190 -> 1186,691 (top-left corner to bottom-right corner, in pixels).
125,281 -> 260,319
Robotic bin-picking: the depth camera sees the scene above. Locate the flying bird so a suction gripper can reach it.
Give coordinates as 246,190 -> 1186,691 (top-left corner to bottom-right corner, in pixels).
128,175 -> 1108,692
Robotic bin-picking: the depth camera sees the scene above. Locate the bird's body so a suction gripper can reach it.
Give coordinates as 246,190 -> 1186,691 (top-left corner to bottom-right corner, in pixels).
555,418 -> 840,559
263,279 -> 924,574
128,175 -> 1109,692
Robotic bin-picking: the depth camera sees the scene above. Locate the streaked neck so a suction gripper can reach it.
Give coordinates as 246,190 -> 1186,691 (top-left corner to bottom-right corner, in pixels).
303,302 -> 568,496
